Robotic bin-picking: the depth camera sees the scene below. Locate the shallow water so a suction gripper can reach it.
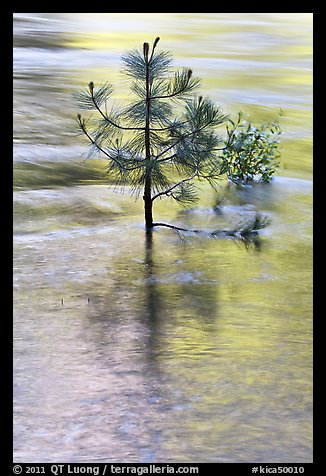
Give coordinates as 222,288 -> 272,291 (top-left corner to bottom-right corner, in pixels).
13,13 -> 312,463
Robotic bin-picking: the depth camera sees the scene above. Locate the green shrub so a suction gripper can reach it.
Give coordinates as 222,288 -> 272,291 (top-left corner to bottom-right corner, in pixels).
220,111 -> 281,185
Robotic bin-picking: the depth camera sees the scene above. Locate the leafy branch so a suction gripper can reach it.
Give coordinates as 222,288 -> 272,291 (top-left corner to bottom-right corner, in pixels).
220,111 -> 282,184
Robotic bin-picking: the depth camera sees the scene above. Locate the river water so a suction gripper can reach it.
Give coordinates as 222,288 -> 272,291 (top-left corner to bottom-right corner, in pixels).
13,13 -> 313,463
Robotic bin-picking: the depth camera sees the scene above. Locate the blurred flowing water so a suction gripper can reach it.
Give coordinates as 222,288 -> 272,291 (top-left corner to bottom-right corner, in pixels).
13,13 -> 312,463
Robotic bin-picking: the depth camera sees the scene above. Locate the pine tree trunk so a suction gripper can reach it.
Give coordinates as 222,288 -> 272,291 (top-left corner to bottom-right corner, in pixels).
143,185 -> 153,229
143,44 -> 153,230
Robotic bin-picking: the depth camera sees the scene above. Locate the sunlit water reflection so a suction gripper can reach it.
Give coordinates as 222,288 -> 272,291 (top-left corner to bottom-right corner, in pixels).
13,13 -> 312,463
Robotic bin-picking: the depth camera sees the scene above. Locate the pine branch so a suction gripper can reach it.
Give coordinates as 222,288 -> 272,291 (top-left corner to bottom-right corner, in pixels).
74,82 -> 114,110
155,122 -> 216,161
151,169 -> 198,201
76,114 -> 144,172
151,68 -> 200,100
149,119 -> 189,132
88,82 -> 144,132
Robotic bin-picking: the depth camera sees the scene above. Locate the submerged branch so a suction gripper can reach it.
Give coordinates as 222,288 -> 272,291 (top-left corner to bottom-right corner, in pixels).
152,221 -> 238,237
152,213 -> 270,244
152,222 -> 200,233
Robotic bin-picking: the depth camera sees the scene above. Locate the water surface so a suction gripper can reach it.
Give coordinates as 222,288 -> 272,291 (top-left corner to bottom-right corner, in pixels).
13,13 -> 312,463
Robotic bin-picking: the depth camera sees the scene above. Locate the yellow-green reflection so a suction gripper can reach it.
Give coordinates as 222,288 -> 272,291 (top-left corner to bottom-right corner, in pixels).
13,178 -> 312,462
